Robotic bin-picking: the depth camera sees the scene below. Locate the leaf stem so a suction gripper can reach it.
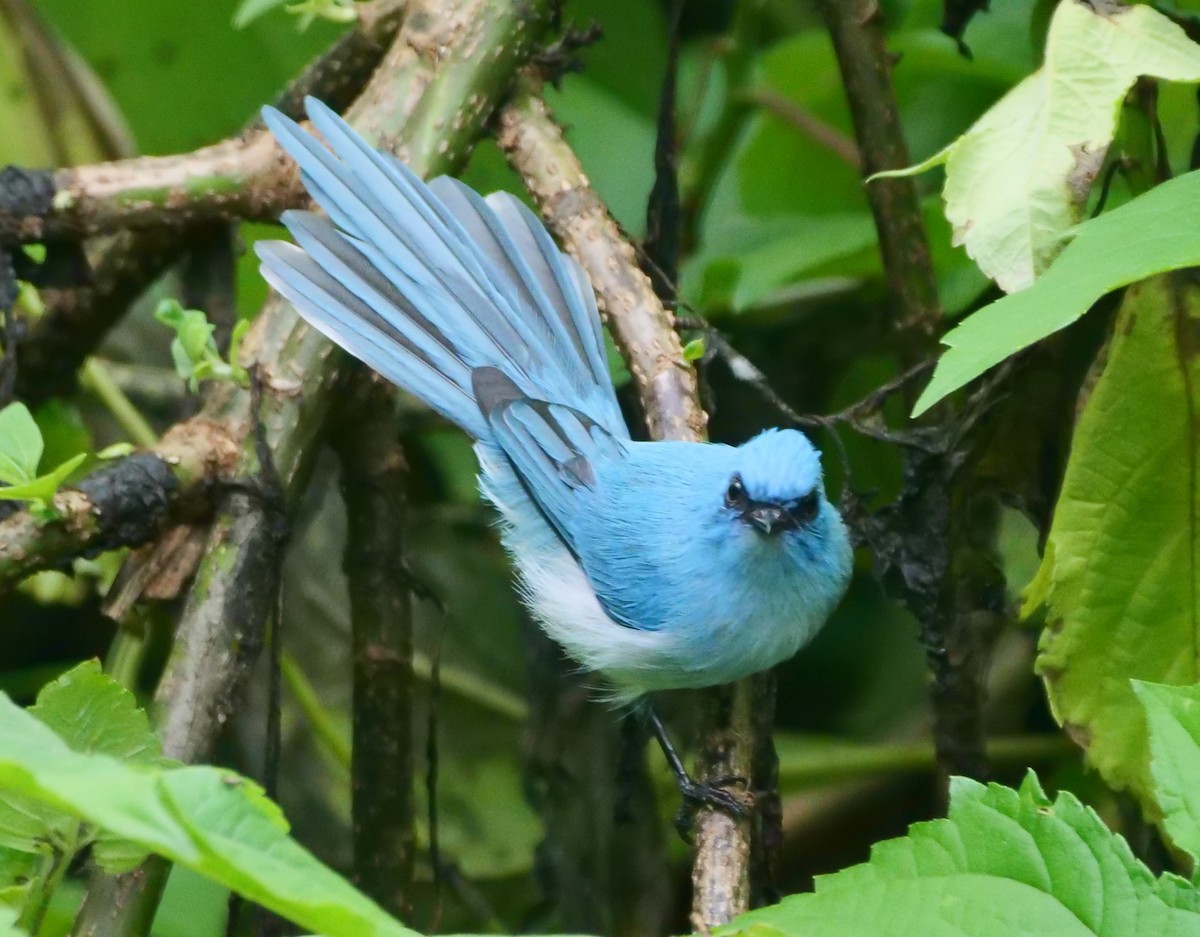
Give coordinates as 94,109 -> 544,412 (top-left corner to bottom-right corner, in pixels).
79,359 -> 158,449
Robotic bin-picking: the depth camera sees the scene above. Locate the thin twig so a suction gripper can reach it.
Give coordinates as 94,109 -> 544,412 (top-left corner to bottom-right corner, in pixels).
740,87 -> 861,169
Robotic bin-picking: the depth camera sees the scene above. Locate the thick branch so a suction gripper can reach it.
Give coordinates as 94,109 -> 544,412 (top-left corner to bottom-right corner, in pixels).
497,83 -> 758,930
331,367 -> 415,918
0,420 -> 237,591
497,85 -> 706,443
814,0 -> 999,785
1,132 -> 301,243
72,1 -> 556,934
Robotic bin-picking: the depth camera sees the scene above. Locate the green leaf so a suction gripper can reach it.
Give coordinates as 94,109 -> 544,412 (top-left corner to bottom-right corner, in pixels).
1133,681 -> 1200,863
0,404 -> 44,486
0,454 -> 86,511
875,1 -> 1200,293
0,662 -> 163,871
95,443 -> 136,460
1034,276 -> 1200,813
913,169 -> 1200,415
682,338 -> 706,362
0,906 -> 26,937
231,0 -> 291,28
0,690 -> 414,937
723,773 -> 1200,937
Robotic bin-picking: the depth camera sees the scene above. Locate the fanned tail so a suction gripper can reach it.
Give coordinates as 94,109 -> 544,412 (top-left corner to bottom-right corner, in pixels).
255,97 -> 624,441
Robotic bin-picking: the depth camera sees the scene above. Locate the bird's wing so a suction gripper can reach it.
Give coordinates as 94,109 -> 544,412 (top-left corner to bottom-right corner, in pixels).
473,367 -> 624,554
256,98 -> 626,440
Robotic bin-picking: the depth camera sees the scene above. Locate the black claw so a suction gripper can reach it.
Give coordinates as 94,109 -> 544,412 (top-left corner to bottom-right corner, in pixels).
673,779 -> 752,840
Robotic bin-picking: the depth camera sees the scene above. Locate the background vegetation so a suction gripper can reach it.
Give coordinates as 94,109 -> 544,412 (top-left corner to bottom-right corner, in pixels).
2,0 -> 1200,935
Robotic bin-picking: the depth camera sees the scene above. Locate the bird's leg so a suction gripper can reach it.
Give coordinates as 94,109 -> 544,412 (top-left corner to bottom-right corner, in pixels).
646,706 -> 750,840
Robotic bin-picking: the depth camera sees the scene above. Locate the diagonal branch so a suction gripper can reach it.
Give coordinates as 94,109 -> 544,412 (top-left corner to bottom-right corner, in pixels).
497,80 -> 758,930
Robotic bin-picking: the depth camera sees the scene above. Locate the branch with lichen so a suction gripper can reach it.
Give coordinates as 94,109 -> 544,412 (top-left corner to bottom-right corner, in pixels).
497,80 -> 757,931
70,1 -> 557,933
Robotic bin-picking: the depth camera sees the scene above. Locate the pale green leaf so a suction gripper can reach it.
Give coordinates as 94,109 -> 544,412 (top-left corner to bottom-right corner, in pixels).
0,905 -> 25,937
0,404 -> 43,486
876,1 -> 1200,292
723,773 -> 1200,937
1133,682 -> 1200,863
96,443 -> 136,460
1034,276 -> 1200,813
0,455 -> 86,509
913,169 -> 1200,415
682,338 -> 706,362
0,691 -> 414,937
231,0 -> 291,27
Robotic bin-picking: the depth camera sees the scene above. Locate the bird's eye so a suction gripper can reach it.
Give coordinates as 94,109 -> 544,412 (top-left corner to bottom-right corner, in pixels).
790,491 -> 820,526
724,475 -> 747,510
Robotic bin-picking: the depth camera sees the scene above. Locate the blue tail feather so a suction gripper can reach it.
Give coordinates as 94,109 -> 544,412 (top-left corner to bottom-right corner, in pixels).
256,97 -> 625,444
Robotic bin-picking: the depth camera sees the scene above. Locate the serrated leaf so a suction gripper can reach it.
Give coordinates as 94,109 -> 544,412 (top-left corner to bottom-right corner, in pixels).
876,1 -> 1200,293
1134,682 -> 1200,863
30,661 -> 161,766
0,454 -> 86,509
1033,276 -> 1200,815
0,662 -> 162,867
0,404 -> 43,486
913,169 -> 1200,415
724,773 -> 1200,937
0,691 -> 414,937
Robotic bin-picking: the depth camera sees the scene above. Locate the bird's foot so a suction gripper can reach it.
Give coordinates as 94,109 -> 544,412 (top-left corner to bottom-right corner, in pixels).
673,774 -> 752,841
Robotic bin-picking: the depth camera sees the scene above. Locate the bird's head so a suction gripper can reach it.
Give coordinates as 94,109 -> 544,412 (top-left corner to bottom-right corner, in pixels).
721,429 -> 829,538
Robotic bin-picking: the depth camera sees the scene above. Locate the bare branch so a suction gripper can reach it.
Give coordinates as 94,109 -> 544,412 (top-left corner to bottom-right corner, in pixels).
497,81 -> 758,930
813,0 -> 942,348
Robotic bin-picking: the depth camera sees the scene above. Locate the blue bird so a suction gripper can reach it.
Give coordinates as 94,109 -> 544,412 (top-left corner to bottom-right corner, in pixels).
256,98 -> 853,810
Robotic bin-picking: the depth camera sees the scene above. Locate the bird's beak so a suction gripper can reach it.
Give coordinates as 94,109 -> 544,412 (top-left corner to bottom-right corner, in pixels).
746,504 -> 788,535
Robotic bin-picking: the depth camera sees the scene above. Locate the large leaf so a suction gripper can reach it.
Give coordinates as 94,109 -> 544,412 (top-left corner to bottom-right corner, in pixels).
913,169 -> 1200,415
1032,275 -> 1200,812
0,690 -> 414,937
877,0 -> 1200,293
724,773 -> 1200,937
1133,681 -> 1200,863
0,662 -> 163,873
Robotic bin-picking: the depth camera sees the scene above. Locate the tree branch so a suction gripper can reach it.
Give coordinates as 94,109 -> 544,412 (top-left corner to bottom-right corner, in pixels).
0,420 -> 237,592
813,0 -> 941,348
331,366 -> 415,919
813,0 -> 1003,787
497,81 -> 758,930
71,1 -> 556,934
13,1 -> 406,406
